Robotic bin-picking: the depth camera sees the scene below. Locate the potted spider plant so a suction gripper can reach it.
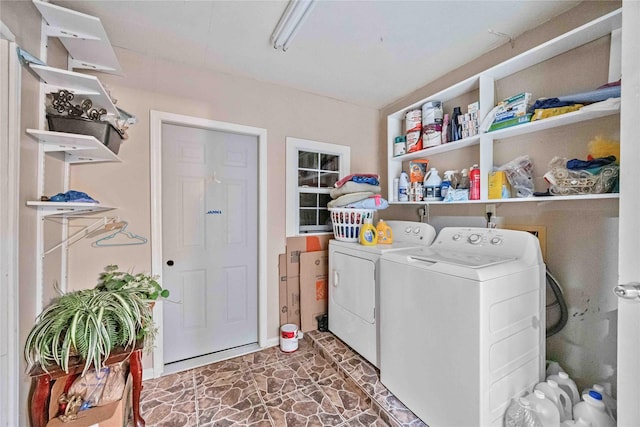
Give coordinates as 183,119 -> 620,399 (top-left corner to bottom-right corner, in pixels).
24,266 -> 169,376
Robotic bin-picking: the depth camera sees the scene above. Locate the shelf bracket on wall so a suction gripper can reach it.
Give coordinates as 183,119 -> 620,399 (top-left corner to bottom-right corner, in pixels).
43,216 -> 120,255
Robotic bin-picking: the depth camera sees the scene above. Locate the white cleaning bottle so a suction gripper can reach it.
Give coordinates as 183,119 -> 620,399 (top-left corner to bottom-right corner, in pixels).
548,371 -> 581,407
573,391 -> 616,427
560,417 -> 592,427
423,167 -> 442,201
398,172 -> 409,202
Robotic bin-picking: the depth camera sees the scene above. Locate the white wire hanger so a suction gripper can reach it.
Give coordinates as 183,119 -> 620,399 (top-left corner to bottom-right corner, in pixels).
92,221 -> 148,247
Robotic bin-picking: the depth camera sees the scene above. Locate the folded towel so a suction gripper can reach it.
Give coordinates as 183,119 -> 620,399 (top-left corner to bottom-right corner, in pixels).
327,192 -> 374,208
330,181 -> 381,199
334,173 -> 379,188
345,195 -> 389,210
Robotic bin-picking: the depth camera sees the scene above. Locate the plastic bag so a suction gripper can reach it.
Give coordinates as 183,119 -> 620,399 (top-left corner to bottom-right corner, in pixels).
499,155 -> 535,198
68,367 -> 110,410
98,362 -> 127,405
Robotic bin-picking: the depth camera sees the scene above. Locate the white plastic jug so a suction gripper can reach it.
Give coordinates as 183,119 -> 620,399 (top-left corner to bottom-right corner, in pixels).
423,167 -> 442,200
560,417 -> 592,427
546,360 -> 564,378
524,390 -> 561,427
573,391 -> 616,427
581,384 -> 616,420
548,371 -> 581,407
535,380 -> 572,421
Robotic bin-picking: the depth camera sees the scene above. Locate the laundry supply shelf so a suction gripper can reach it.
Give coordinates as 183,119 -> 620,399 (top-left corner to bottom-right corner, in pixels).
26,201 -> 115,217
26,129 -> 121,163
389,192 -> 619,206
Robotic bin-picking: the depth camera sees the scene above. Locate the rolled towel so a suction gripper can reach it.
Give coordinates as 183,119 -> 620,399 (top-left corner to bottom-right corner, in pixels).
330,181 -> 381,199
327,192 -> 375,208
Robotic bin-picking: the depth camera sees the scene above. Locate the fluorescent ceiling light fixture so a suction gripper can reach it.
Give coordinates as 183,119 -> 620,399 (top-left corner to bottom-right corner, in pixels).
271,0 -> 316,51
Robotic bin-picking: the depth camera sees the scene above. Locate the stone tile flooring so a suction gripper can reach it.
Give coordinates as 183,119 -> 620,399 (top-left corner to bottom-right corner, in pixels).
138,331 -> 426,426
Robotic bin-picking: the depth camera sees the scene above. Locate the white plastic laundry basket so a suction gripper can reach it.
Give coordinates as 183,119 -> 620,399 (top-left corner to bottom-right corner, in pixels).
329,208 -> 375,242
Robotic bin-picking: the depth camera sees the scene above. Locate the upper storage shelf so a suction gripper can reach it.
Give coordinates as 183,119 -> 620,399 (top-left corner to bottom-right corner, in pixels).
26,129 -> 121,163
33,0 -> 121,74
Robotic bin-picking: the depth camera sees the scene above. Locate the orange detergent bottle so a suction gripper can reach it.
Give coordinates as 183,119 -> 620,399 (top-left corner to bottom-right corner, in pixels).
376,219 -> 393,244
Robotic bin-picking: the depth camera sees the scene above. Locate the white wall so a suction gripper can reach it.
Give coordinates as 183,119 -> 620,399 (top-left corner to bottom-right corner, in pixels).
65,47 -> 380,366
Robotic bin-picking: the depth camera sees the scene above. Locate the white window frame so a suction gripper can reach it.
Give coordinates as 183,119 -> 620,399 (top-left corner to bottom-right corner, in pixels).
286,137 -> 350,237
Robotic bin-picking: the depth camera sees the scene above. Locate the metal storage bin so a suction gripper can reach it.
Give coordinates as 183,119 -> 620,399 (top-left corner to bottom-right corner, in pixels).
46,115 -> 123,155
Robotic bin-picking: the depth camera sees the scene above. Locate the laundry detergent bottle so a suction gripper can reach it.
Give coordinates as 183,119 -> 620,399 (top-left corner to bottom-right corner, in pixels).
376,219 -> 393,244
359,217 -> 378,246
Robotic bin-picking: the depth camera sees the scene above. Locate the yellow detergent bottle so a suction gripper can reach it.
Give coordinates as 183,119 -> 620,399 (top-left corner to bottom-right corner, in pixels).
377,219 -> 393,244
359,217 -> 378,246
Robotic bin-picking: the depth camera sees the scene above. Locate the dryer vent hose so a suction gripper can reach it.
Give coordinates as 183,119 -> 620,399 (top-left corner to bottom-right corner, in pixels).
546,268 -> 568,338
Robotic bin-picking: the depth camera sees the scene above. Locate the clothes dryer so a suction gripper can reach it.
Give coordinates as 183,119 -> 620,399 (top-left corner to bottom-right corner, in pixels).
329,221 -> 436,367
380,227 -> 545,427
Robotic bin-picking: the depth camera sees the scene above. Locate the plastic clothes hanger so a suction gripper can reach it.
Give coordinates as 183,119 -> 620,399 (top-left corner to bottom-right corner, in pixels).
92,222 -> 148,247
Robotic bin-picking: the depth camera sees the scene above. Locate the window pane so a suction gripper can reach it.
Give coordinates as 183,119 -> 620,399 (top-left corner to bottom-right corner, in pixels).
319,209 -> 331,228
298,170 -> 318,187
320,171 -> 339,188
299,193 -> 317,208
319,194 -> 332,207
321,154 -> 339,172
298,151 -> 318,169
299,209 -> 317,226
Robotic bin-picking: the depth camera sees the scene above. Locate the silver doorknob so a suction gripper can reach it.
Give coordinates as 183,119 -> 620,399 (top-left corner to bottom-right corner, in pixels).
614,282 -> 640,299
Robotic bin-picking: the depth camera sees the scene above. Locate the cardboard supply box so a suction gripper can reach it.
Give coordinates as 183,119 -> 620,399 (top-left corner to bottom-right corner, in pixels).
281,235 -> 331,328
47,373 -> 132,427
299,251 -> 329,333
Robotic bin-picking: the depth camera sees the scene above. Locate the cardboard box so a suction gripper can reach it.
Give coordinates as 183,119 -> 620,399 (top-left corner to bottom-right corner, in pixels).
47,372 -> 132,427
488,170 -> 511,199
283,235 -> 331,328
299,251 -> 328,333
278,253 -> 288,327
285,235 -> 331,279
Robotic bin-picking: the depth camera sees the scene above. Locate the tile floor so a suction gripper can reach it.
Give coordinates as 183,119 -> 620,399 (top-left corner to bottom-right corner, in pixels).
138,331 -> 427,427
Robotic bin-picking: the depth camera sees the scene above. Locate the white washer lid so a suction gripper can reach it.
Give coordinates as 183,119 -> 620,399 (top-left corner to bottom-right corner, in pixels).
410,249 -> 515,268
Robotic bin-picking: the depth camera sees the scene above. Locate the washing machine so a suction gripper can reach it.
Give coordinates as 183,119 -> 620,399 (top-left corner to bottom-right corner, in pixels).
329,221 -> 436,367
379,227 -> 545,427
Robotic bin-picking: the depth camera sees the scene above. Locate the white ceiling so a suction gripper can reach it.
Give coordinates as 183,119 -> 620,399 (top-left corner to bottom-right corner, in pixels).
53,0 -> 581,109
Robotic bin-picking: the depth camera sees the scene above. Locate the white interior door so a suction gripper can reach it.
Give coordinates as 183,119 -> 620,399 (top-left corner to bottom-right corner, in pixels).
161,123 -> 258,365
616,2 -> 640,424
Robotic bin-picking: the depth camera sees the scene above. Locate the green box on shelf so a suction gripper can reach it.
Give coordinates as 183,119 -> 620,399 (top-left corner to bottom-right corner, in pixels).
488,114 -> 533,132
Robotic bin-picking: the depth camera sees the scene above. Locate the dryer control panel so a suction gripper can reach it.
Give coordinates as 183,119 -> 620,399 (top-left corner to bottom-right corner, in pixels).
386,221 -> 436,245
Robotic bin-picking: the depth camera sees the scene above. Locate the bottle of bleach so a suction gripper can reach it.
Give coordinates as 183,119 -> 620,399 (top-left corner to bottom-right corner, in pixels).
573,391 -> 616,427
424,167 -> 442,201
398,172 -> 409,202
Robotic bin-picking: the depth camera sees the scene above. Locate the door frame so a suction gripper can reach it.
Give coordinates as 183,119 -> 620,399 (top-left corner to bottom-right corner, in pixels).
149,110 -> 268,378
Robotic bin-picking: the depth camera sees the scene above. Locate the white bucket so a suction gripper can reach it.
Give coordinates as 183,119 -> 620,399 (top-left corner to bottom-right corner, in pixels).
280,324 -> 304,353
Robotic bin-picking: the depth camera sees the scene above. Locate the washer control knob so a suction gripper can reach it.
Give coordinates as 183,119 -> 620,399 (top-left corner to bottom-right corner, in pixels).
490,237 -> 503,245
405,226 -> 413,234
413,227 -> 421,234
452,233 -> 462,241
468,234 -> 482,244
